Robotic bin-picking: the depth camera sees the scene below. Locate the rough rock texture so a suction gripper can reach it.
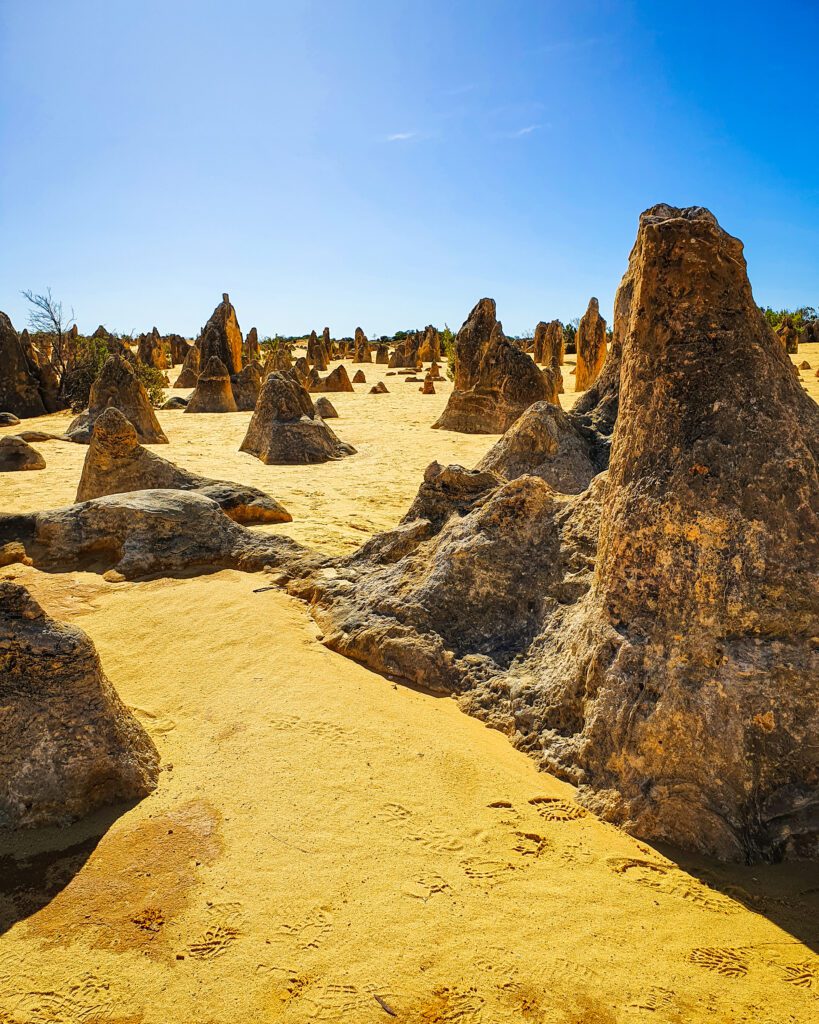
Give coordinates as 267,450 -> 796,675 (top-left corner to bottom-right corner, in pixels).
375,344 -> 390,364
353,327 -> 371,363
477,401 -> 596,494
263,344 -> 293,374
353,370 -> 366,384
307,330 -> 329,371
433,299 -> 549,433
199,293 -> 243,375
802,320 -> 819,346
0,490 -> 310,581
77,408 -> 291,524
776,316 -> 799,354
67,355 -> 168,445
185,357 -> 238,414
169,334 -> 190,365
310,365 -> 353,392
418,325 -> 441,363
534,320 -> 564,395
293,356 -> 310,382
315,397 -> 338,418
239,372 -> 356,465
174,344 -> 201,387
0,312 -> 47,418
420,379 -> 435,394
230,362 -> 262,411
137,327 -> 167,370
244,327 -> 260,363
0,412 -> 21,426
0,436 -> 46,472
0,582 -> 160,828
389,333 -> 421,369
286,204 -> 819,864
161,396 -> 189,410
575,298 -> 607,391
369,382 -> 388,394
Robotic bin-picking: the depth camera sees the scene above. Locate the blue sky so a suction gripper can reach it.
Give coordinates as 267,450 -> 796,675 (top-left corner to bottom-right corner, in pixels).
1,0 -> 817,338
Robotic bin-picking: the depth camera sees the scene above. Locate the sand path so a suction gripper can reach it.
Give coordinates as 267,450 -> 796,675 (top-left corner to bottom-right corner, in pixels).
0,347 -> 817,1022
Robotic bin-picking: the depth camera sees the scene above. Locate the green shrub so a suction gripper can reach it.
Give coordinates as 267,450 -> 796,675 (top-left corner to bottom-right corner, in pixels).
134,362 -> 168,406
62,336 -> 110,411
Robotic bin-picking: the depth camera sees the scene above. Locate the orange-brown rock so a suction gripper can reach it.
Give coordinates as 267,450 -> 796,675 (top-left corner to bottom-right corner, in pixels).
418,325 -> 441,363
353,327 -> 371,363
231,362 -> 262,411
432,299 -> 549,433
307,330 -> 329,371
314,396 -> 338,418
309,364 -> 354,393
420,379 -> 435,394
67,354 -> 168,444
0,436 -> 46,472
375,344 -> 390,364
575,298 -> 607,391
185,357 -> 238,413
0,313 -> 47,418
199,293 -> 243,375
174,344 -> 201,387
0,582 -> 159,828
352,370 -> 366,384
369,382 -> 388,394
244,326 -> 260,363
776,316 -> 799,353
263,343 -> 293,374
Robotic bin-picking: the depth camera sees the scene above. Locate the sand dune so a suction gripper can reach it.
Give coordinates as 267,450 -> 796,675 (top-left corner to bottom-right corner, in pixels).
0,346 -> 817,1022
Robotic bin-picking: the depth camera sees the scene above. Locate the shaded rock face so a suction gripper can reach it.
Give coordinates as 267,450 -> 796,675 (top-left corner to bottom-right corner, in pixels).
67,355 -> 168,445
353,327 -> 371,363
185,357 -> 238,413
477,402 -> 596,494
534,320 -> 564,396
0,490 -> 308,581
0,582 -> 160,829
199,293 -> 243,375
0,312 -> 47,418
293,356 -> 310,382
375,344 -> 390,364
310,365 -> 354,393
230,362 -> 262,411
802,320 -> 819,346
169,334 -> 190,365
314,396 -> 338,418
369,382 -> 388,394
263,344 -> 293,374
776,316 -> 799,354
137,328 -> 167,370
307,330 -> 329,371
352,370 -> 366,384
244,327 -> 260,363
389,333 -> 421,369
77,408 -> 291,524
173,344 -> 201,387
433,300 -> 549,433
0,436 -> 46,472
420,379 -> 435,394
0,412 -> 20,426
286,204 -> 819,864
239,372 -> 356,464
575,298 -> 607,391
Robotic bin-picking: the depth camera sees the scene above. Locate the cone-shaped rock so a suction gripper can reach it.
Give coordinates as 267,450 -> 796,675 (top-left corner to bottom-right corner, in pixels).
575,298 -> 607,391
315,396 -> 338,418
263,343 -> 292,374
314,364 -> 354,392
0,582 -> 160,828
231,362 -> 262,411
244,326 -> 260,363
433,299 -> 549,433
185,357 -> 238,413
353,370 -> 366,384
0,436 -> 46,472
418,325 -> 441,363
307,330 -> 329,371
240,371 -> 356,464
174,344 -> 201,387
199,293 -> 243,375
353,327 -> 371,363
0,312 -> 47,418
67,354 -> 168,444
77,408 -> 291,524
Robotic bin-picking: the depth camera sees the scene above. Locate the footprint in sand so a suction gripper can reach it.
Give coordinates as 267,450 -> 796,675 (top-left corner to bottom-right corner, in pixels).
527,796 -> 588,822
378,802 -> 464,854
0,972 -> 116,1024
405,873 -> 453,902
607,856 -> 738,914
688,946 -> 751,978
268,714 -> 353,743
184,901 -> 243,960
278,908 -> 333,951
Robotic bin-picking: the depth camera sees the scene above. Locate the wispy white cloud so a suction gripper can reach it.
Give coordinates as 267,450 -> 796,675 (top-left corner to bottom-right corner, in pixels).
510,124 -> 540,138
386,131 -> 417,142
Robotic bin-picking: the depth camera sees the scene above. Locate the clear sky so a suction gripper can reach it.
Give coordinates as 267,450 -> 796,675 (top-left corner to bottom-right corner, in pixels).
1,0 -> 817,339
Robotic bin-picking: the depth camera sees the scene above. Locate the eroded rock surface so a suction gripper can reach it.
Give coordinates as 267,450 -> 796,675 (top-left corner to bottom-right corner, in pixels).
575,298 -> 607,391
199,293 -> 243,375
185,357 -> 238,413
67,355 -> 168,444
0,312 -> 48,419
0,583 -> 160,828
0,436 -> 46,472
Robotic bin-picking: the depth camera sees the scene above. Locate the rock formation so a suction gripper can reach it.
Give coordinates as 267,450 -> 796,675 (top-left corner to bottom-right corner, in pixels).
307,330 -> 329,371
375,344 -> 390,364
776,316 -> 799,354
169,334 -> 190,365
0,412 -> 20,426
534,320 -> 564,395
389,333 -> 421,369
353,327 -> 371,363
418,325 -> 441,363
420,379 -> 435,394
315,397 -> 338,418
137,327 -> 168,370
313,365 -> 353,392
199,293 -> 243,375
239,371 -> 356,464
0,436 -> 46,472
162,396 -> 188,410
801,320 -> 819,346
293,356 -> 310,382
0,582 -> 160,828
185,357 -> 238,413
174,344 -> 201,387
263,343 -> 292,374
230,362 -> 262,411
353,370 -> 366,384
67,354 -> 168,444
76,408 -> 291,524
244,327 -> 260,363
432,299 -> 549,433
285,204 -> 819,864
575,298 -> 607,391
369,382 -> 388,394
0,312 -> 48,418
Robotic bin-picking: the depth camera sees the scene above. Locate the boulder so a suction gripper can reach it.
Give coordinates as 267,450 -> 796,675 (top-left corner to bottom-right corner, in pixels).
77,408 -> 291,524
161,396 -> 189,410
230,362 -> 262,411
67,354 -> 168,444
0,582 -> 160,829
315,397 -> 338,418
239,372 -> 356,464
185,357 -> 238,413
198,293 -> 243,375
312,365 -> 354,392
287,204 -> 819,864
353,370 -> 366,384
432,299 -> 549,433
173,344 -> 201,387
799,360 -> 811,370
369,382 -> 388,394
0,312 -> 47,418
575,298 -> 607,391
0,412 -> 21,426
420,379 -> 435,394
0,436 -> 46,472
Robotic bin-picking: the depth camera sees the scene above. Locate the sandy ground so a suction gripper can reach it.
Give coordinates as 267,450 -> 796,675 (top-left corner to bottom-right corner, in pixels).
0,346 -> 817,1023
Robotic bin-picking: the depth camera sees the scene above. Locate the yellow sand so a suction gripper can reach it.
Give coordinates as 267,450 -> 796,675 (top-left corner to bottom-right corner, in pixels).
0,348 -> 816,1023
